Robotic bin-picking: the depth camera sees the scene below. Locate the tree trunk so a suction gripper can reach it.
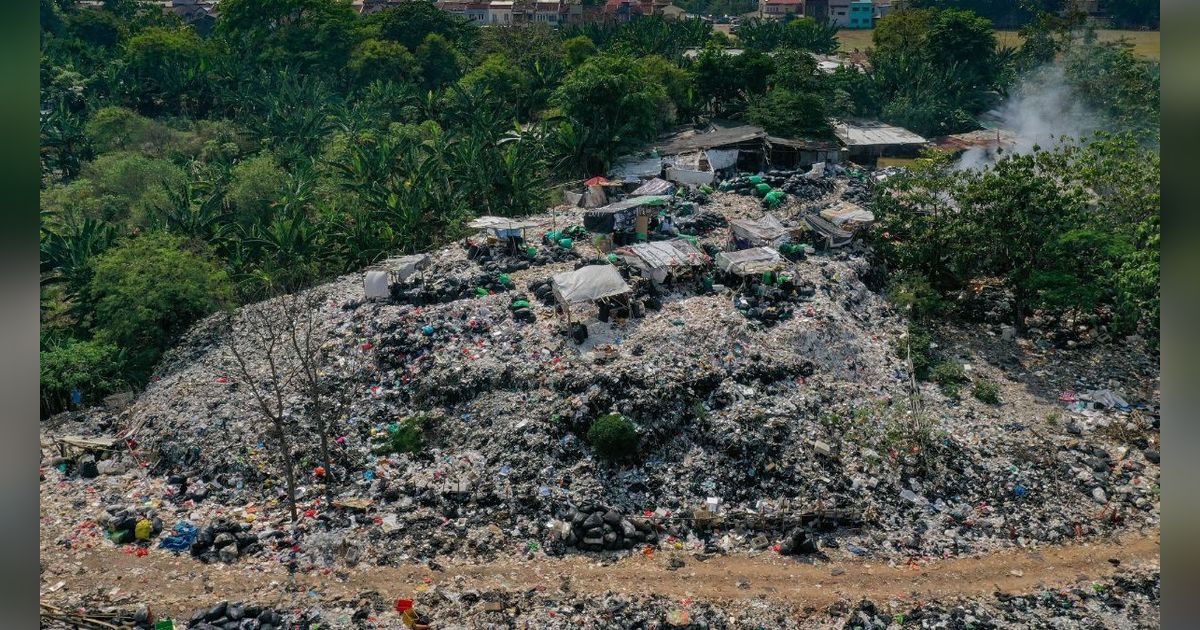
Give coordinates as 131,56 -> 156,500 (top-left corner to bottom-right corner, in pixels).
273,419 -> 299,524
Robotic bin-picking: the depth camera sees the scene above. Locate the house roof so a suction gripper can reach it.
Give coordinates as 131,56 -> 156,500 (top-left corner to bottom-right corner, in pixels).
653,122 -> 767,155
933,129 -> 1018,152
833,120 -> 927,147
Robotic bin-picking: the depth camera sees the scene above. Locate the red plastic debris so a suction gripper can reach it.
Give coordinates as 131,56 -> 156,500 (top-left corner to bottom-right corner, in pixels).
314,466 -> 326,478
216,377 -> 228,384
395,599 -> 414,613
361,342 -> 374,351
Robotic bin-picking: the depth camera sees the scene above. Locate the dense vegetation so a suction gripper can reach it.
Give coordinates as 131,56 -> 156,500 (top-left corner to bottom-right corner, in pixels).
875,133 -> 1160,341
39,0 -> 1158,416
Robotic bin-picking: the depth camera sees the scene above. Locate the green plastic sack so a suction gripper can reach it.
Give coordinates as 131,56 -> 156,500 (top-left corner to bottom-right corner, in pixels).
762,271 -> 773,284
558,237 -> 573,249
754,183 -> 771,196
475,287 -> 489,297
748,175 -> 764,185
607,253 -> 619,263
764,190 -> 785,207
498,273 -> 512,285
527,246 -> 537,257
699,184 -> 714,194
511,300 -> 531,310
544,231 -> 559,242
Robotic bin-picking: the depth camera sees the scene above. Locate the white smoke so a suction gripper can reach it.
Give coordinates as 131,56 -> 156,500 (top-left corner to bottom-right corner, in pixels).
955,64 -> 1104,170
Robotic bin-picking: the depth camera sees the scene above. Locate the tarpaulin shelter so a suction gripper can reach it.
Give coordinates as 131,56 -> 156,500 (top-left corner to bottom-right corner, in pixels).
818,201 -> 875,229
715,247 -> 785,276
631,177 -> 674,196
804,213 -> 853,249
614,238 -> 709,283
363,254 -> 429,299
729,214 -> 791,249
551,264 -> 633,328
468,216 -> 546,239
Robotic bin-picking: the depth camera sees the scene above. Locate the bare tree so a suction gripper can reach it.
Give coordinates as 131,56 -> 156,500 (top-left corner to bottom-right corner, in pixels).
222,302 -> 302,524
283,291 -> 360,505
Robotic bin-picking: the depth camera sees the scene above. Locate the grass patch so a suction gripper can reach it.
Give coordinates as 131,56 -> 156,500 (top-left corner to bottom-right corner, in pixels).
839,29 -> 1159,59
373,414 -> 431,455
932,361 -> 966,397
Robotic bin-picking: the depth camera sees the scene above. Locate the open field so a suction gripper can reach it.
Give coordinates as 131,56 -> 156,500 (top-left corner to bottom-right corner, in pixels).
838,28 -> 1160,58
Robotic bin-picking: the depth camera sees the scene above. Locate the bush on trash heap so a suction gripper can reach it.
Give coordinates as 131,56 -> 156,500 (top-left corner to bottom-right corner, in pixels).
972,379 -> 1001,405
374,415 -> 429,455
588,413 -> 638,461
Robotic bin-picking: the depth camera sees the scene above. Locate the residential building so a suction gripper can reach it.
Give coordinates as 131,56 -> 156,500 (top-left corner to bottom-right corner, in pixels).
873,1 -> 893,20
488,0 -> 514,23
758,0 -> 803,19
804,0 -> 828,23
532,0 -> 567,25
436,1 -> 491,23
827,0 -> 849,26
847,0 -> 872,28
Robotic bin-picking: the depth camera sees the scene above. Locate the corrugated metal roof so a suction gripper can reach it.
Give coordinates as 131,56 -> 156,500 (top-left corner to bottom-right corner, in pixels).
833,120 -> 927,147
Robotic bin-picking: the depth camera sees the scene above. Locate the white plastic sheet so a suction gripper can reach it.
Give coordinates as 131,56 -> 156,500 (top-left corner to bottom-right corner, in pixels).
552,265 -> 631,304
364,270 -> 390,299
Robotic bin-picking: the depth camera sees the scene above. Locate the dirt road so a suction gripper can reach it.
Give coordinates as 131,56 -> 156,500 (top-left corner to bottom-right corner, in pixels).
41,532 -> 1159,619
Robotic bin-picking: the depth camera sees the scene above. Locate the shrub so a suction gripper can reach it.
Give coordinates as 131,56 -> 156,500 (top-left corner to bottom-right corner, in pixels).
932,361 -> 966,397
40,337 -> 126,417
587,413 -> 638,461
374,415 -> 429,455
894,326 -> 933,381
972,380 -> 1001,405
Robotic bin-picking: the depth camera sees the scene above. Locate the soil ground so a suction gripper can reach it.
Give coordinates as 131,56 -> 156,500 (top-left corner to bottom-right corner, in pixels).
41,531 -> 1159,621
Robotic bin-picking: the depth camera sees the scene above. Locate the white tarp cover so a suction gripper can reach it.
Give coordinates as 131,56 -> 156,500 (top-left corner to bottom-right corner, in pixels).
819,201 -> 875,227
715,247 -> 783,275
730,215 -> 790,246
468,216 -> 545,231
364,270 -> 390,299
666,167 -> 715,185
610,156 -> 663,180
631,178 -> 674,196
380,254 -> 427,282
552,264 -> 631,305
705,149 -> 739,170
615,239 -> 708,272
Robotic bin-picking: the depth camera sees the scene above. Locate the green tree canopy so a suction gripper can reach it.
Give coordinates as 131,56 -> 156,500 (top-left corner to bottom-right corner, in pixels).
89,232 -> 231,377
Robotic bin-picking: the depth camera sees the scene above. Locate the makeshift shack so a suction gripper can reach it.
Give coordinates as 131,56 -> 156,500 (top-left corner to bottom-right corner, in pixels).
715,247 -> 785,277
833,120 -> 928,165
467,216 -> 546,254
613,238 -> 709,284
364,254 -> 429,300
804,213 -> 853,249
551,264 -> 633,331
584,196 -> 669,249
818,201 -> 875,231
729,215 -> 792,249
